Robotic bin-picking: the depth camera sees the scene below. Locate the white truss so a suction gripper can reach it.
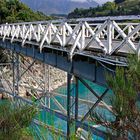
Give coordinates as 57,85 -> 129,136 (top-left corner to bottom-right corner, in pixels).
0,15 -> 140,59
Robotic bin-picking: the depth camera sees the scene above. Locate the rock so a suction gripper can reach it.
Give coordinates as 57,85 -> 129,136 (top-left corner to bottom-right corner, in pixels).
0,57 -> 67,98
0,93 -> 3,99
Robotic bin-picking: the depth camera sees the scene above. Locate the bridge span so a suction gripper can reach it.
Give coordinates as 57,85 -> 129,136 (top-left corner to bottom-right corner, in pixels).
0,15 -> 140,139
0,15 -> 140,58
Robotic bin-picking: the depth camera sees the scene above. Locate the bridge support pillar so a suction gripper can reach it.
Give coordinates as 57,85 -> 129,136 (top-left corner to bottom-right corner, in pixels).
75,76 -> 79,133
44,64 -> 51,108
67,73 -> 72,140
67,74 -> 79,139
12,51 -> 20,99
48,65 -> 51,108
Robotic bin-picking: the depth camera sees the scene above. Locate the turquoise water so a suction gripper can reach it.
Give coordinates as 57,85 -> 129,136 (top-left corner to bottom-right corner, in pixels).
35,80 -> 114,140
1,80 -> 140,139
0,80 -> 113,140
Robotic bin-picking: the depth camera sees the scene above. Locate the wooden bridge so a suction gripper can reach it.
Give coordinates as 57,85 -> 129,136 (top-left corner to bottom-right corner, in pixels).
0,15 -> 140,139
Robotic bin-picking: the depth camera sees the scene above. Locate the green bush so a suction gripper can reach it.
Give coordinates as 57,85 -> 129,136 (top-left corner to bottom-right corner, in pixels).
0,101 -> 37,140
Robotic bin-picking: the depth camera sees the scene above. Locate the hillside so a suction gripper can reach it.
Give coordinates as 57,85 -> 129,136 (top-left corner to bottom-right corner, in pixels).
20,0 -> 98,15
68,0 -> 140,18
0,0 -> 52,23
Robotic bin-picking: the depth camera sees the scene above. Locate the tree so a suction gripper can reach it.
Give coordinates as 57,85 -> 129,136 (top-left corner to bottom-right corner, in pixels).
114,0 -> 126,4
103,2 -> 116,11
90,55 -> 140,139
0,0 -> 52,23
68,0 -> 140,18
0,101 -> 37,140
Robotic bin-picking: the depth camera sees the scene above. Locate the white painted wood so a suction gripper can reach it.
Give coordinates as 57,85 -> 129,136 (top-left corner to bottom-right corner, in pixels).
70,31 -> 82,58
0,16 -> 140,59
62,23 -> 66,47
81,23 -> 85,50
107,20 -> 113,54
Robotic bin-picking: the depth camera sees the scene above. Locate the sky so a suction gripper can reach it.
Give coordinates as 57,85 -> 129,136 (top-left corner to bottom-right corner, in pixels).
71,0 -> 114,4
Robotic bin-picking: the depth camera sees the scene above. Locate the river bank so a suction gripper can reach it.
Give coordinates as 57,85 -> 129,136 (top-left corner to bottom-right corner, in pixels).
0,57 -> 67,99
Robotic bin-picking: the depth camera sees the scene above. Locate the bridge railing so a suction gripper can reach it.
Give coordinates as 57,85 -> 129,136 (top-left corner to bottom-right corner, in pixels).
0,15 -> 140,59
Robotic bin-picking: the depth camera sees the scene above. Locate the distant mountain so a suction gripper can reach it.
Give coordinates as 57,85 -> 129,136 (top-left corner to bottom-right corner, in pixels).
20,0 -> 98,15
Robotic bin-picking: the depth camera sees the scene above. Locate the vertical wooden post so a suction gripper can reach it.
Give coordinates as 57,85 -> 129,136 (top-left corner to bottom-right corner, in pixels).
107,20 -> 112,54
62,23 -> 66,47
81,22 -> 85,50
